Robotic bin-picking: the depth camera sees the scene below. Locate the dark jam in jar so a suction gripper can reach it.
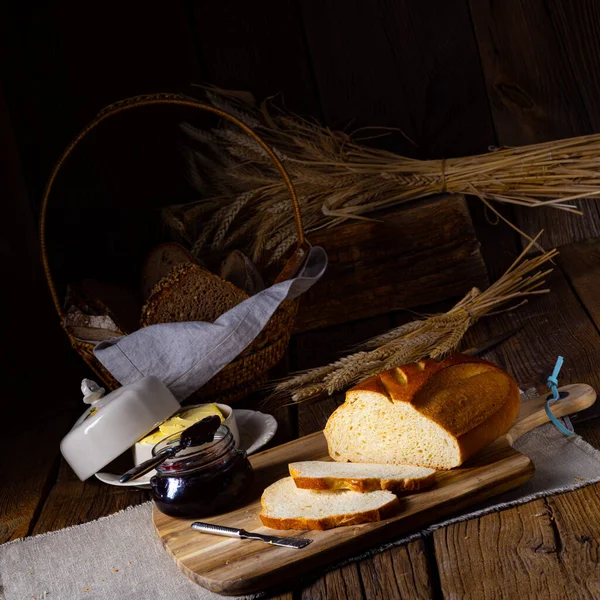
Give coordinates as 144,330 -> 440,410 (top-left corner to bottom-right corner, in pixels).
150,425 -> 253,518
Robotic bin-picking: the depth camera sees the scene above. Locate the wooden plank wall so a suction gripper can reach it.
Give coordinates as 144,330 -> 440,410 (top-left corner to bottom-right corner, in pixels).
3,0 -> 600,387
4,1 -> 600,247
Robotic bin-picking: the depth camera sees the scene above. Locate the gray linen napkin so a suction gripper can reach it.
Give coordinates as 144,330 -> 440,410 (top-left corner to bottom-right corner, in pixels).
94,246 -> 327,400
2,399 -> 600,600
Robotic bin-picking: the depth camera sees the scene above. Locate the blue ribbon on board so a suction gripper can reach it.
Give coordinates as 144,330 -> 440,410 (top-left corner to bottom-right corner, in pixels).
545,355 -> 574,436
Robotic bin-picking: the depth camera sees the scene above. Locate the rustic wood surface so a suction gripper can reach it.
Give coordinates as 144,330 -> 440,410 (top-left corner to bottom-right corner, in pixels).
153,426 -> 536,595
293,194 -> 488,332
4,236 -> 600,598
3,235 -> 600,598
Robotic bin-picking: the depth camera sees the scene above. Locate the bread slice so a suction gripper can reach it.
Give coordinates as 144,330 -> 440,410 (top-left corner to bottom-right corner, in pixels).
325,354 -> 520,470
259,477 -> 399,531
140,242 -> 198,301
140,263 -> 249,326
289,461 -> 436,494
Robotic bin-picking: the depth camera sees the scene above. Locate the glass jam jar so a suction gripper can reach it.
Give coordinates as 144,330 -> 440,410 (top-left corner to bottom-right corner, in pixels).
150,424 -> 253,518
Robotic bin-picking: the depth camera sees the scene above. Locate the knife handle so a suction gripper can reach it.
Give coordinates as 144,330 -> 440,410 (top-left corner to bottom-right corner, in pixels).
191,521 -> 242,538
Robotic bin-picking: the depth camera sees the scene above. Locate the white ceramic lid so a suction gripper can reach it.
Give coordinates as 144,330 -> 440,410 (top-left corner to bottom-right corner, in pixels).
60,376 -> 180,481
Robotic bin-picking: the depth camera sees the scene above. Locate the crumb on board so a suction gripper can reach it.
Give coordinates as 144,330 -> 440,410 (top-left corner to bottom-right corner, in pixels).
83,589 -> 90,593
112,568 -> 119,573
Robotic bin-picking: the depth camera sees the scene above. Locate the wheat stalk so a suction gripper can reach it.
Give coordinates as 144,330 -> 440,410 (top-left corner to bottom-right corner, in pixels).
164,90 -> 600,265
269,232 -> 556,404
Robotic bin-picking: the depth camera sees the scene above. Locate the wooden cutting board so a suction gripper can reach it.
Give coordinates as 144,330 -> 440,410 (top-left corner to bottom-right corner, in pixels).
153,384 -> 596,596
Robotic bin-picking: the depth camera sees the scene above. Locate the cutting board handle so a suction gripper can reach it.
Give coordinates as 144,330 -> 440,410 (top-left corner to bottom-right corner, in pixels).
505,383 -> 596,445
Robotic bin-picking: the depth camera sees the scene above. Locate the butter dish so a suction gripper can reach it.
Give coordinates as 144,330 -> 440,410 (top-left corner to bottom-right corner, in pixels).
60,376 -> 180,480
132,403 -> 240,466
94,408 -> 277,488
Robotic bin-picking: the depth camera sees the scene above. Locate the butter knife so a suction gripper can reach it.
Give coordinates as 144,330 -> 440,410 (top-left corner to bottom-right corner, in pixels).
190,522 -> 312,549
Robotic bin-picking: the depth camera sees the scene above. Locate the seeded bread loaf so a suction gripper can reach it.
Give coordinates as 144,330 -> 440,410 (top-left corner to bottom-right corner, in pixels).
289,461 -> 436,493
140,263 -> 249,327
259,477 -> 399,531
324,354 -> 520,470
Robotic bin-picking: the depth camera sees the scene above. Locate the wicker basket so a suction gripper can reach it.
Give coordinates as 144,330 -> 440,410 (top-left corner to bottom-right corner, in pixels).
40,93 -> 309,404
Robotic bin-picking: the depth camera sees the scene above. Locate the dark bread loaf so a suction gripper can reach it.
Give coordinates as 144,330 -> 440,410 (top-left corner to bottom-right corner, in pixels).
140,242 -> 199,301
220,250 -> 265,296
140,263 -> 249,326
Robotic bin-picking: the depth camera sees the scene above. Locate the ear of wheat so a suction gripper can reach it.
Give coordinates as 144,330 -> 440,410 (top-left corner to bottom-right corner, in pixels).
270,232 -> 556,404
164,89 -> 599,265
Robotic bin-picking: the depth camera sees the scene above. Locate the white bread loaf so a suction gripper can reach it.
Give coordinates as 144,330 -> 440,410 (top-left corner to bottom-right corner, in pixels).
324,354 -> 520,470
289,461 -> 436,493
259,477 -> 399,531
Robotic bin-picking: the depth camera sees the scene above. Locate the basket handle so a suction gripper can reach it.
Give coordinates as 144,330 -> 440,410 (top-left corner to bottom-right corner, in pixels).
40,92 -> 307,319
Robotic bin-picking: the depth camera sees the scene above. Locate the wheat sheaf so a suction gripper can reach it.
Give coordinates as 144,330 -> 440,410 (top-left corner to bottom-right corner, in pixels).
164,88 -> 599,265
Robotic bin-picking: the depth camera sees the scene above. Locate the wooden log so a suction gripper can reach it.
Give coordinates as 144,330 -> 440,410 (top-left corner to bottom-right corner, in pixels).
294,194 -> 488,332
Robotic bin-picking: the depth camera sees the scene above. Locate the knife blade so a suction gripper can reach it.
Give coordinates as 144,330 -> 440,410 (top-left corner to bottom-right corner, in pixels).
190,521 -> 312,549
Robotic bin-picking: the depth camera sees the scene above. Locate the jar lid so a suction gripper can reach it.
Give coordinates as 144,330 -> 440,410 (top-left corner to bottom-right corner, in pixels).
60,376 -> 180,480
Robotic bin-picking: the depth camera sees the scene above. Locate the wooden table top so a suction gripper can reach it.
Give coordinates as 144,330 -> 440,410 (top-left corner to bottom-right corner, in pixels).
4,236 -> 600,599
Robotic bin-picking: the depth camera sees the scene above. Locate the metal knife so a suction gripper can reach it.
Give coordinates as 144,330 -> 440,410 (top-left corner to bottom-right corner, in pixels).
190,522 -> 312,549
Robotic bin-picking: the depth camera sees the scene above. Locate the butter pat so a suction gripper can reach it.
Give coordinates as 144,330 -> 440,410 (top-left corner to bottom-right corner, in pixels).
138,404 -> 224,446
133,402 -> 239,469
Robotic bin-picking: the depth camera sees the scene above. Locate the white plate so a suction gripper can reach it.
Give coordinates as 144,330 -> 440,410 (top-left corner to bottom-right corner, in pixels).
94,409 -> 278,488
234,409 -> 278,455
